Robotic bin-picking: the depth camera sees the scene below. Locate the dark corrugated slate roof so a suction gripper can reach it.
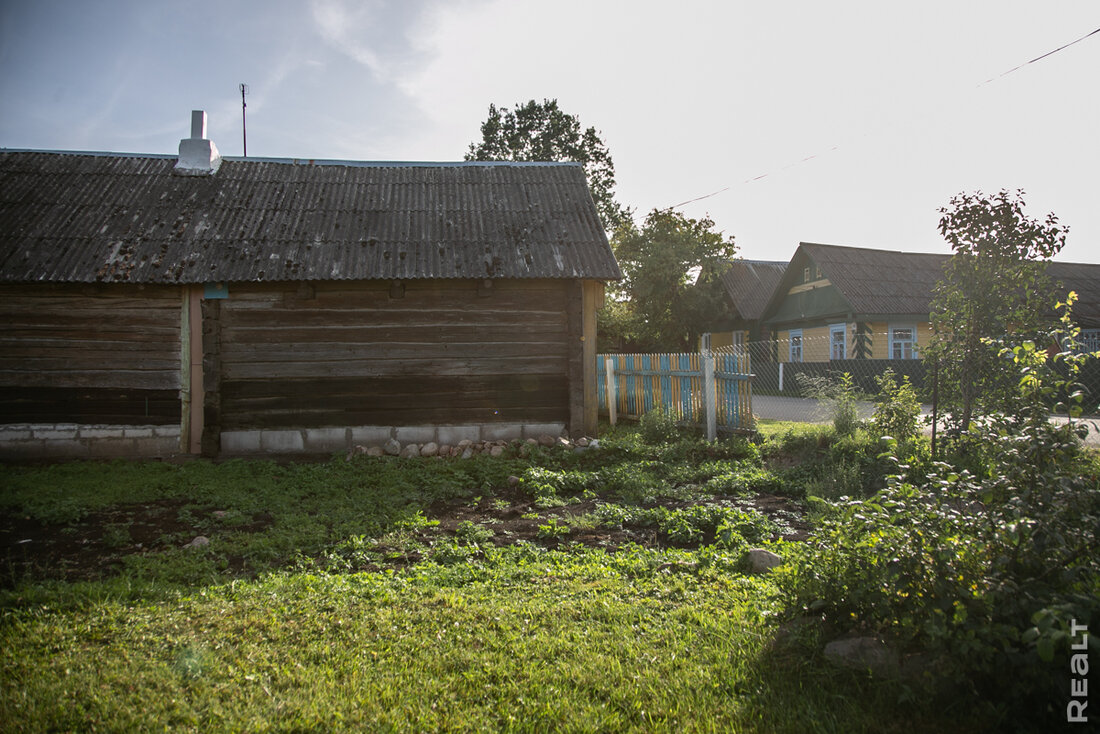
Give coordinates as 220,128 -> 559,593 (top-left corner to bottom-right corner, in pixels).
1048,261 -> 1100,328
796,242 -> 1100,326
801,242 -> 947,316
0,151 -> 621,283
719,259 -> 786,320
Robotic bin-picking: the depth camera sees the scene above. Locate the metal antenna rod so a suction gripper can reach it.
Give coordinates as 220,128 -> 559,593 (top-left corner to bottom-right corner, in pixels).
239,83 -> 249,157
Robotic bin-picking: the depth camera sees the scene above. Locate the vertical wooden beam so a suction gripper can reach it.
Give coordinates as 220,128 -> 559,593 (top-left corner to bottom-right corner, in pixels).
187,287 -> 205,454
180,288 -> 191,453
605,357 -> 617,426
702,352 -> 717,441
566,280 -> 585,437
582,280 -> 602,436
200,298 -> 222,457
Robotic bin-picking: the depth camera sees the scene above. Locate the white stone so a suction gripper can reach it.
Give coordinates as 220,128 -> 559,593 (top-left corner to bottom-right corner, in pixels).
383,438 -> 402,456
437,425 -> 481,446
481,423 -> 523,442
489,445 -> 504,457
184,536 -> 210,549
746,548 -> 783,574
33,427 -> 78,441
351,426 -> 393,445
537,434 -> 556,447
523,423 -> 566,440
304,427 -> 347,451
366,446 -> 384,457
420,442 -> 439,457
259,430 -> 305,453
123,427 -> 154,438
400,443 -> 421,458
0,429 -> 34,441
221,431 -> 262,454
395,426 -> 436,445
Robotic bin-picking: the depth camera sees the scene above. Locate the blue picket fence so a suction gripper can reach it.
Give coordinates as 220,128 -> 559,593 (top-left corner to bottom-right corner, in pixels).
597,351 -> 753,433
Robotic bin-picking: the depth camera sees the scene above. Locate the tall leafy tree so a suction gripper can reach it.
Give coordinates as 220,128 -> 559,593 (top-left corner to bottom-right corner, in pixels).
610,209 -> 736,352
926,189 -> 1067,444
465,99 -> 627,230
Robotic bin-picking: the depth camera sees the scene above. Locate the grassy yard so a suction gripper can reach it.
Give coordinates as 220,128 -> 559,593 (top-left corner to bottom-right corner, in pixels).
0,423 -> 1038,732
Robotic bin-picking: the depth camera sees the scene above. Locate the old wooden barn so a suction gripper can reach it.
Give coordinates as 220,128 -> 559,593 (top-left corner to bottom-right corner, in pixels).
0,114 -> 621,458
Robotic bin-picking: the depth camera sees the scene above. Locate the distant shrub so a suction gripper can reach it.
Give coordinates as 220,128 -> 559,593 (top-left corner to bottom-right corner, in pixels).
871,368 -> 921,443
639,408 -> 679,445
797,372 -> 863,436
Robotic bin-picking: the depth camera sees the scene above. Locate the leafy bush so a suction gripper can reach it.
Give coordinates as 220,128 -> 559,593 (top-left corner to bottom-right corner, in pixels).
639,407 -> 680,445
871,368 -> 921,443
781,309 -> 1100,724
797,372 -> 862,436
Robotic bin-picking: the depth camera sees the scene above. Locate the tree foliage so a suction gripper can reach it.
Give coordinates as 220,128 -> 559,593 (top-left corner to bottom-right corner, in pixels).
465,99 -> 627,230
607,209 -> 736,352
926,189 -> 1067,446
781,300 -> 1100,727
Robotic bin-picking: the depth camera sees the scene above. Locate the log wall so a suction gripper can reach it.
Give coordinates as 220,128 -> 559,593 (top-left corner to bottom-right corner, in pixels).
0,284 -> 182,425
208,279 -> 575,434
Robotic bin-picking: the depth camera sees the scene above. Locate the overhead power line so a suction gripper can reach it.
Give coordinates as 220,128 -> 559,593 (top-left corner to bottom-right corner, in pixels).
669,25 -> 1100,211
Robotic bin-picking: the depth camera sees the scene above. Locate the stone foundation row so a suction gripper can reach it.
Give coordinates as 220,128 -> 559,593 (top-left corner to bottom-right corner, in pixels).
350,435 -> 597,460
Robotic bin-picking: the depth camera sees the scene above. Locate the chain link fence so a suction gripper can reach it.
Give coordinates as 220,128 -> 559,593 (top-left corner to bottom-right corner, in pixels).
717,332 -> 1100,423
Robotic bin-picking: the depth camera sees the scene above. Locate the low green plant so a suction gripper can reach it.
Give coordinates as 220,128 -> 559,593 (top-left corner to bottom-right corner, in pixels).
871,368 -> 922,443
797,371 -> 862,435
454,520 -> 495,545
638,407 -> 679,445
536,518 -> 571,540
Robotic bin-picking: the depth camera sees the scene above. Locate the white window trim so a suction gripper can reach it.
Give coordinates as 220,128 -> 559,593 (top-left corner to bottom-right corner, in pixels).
789,329 -> 803,363
829,323 -> 847,361
888,324 -> 918,360
1081,328 -> 1100,353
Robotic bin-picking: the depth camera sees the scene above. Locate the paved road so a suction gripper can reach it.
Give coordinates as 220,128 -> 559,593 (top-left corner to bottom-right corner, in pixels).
752,394 -> 1100,446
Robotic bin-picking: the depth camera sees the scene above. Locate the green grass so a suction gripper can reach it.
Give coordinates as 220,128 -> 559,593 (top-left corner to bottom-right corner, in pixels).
2,550 -> 968,733
0,426 -> 990,732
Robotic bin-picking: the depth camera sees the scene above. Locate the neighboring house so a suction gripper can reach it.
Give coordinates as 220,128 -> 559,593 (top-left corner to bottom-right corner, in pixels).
762,243 -> 945,363
760,242 -> 1100,363
0,111 -> 621,459
701,259 -> 786,350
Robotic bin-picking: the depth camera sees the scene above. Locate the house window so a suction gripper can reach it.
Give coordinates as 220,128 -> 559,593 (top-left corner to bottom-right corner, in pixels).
889,325 -> 918,359
803,267 -> 811,283
789,330 -> 803,362
830,324 -> 847,360
733,330 -> 745,348
1081,329 -> 1100,353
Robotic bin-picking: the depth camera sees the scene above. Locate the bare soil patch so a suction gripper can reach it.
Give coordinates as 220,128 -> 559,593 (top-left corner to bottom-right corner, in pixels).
1,488 -> 809,586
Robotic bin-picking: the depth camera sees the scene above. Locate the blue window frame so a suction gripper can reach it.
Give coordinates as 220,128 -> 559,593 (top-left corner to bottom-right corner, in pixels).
789,329 -> 803,362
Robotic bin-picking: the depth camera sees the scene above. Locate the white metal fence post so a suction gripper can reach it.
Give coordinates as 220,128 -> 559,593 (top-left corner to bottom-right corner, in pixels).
702,352 -> 717,441
778,361 -> 784,393
605,357 -> 617,426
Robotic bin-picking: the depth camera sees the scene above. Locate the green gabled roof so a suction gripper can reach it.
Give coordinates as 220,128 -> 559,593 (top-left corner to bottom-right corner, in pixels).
762,242 -> 1100,329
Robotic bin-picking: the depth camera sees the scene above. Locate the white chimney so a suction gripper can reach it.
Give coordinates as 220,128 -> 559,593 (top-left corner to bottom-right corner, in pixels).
175,110 -> 222,175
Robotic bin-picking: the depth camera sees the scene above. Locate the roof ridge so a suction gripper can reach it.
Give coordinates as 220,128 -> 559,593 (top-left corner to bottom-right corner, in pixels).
0,149 -> 582,169
801,241 -> 947,258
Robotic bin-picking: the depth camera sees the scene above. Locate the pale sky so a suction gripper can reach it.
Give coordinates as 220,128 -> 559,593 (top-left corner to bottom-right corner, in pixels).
1,0 -> 1097,263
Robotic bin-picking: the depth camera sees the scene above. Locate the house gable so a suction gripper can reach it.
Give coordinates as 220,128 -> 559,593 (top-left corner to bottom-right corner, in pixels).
763,248 -> 853,329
